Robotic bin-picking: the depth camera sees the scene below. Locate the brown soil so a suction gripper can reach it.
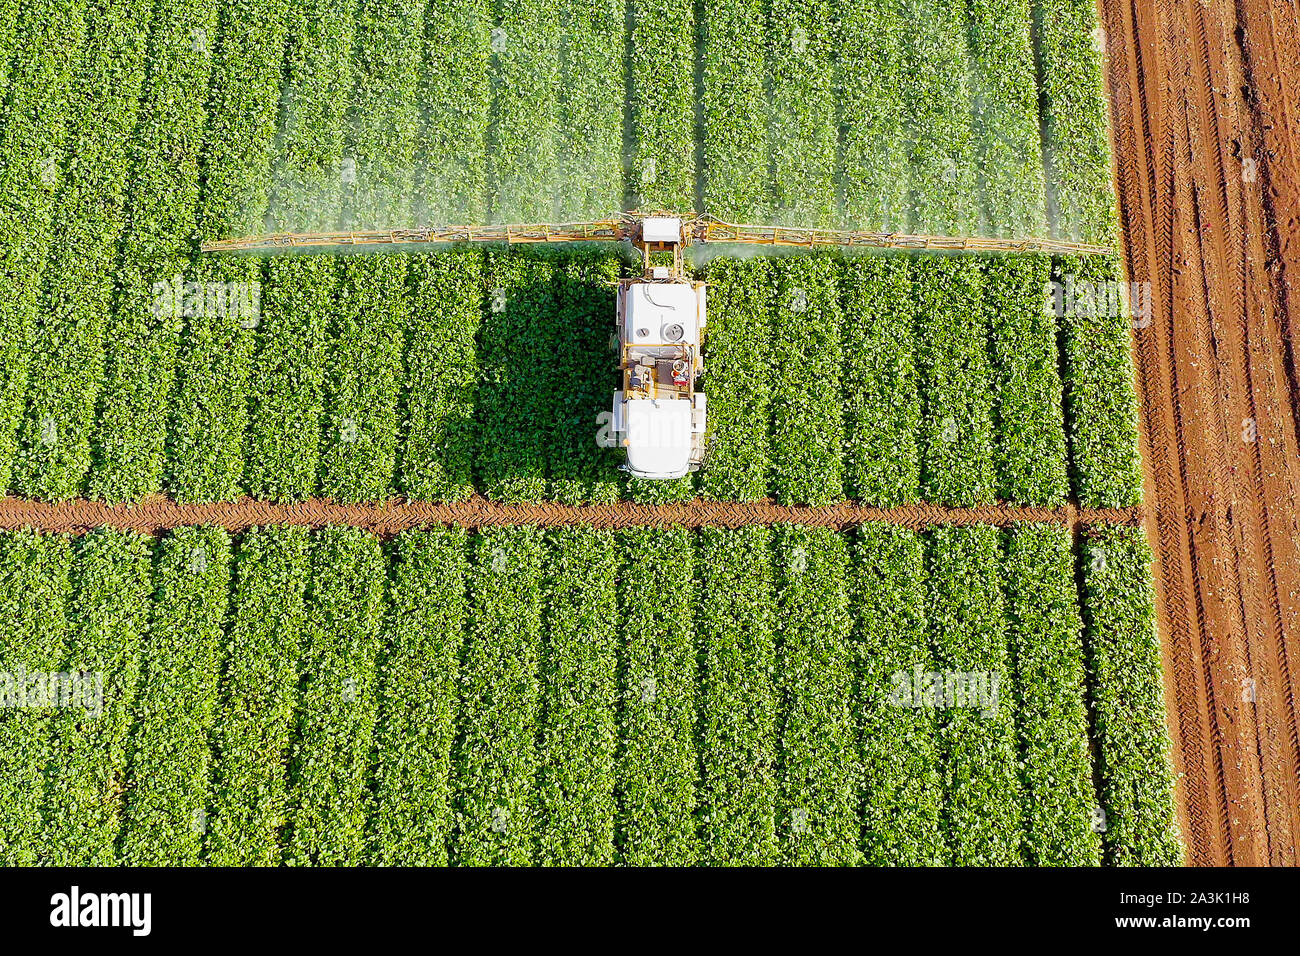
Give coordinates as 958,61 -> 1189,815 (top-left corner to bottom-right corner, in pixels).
1102,0 -> 1300,865
0,494 -> 1138,537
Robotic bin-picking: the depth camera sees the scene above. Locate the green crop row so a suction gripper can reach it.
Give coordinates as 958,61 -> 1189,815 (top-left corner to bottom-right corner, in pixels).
914,256 -> 997,505
206,526 -> 311,866
768,0 -> 837,226
771,255 -> 845,505
43,530 -> 153,866
775,526 -> 860,865
853,523 -> 946,865
15,0 -> 153,501
284,526 -> 385,866
536,527 -> 621,864
926,526 -> 1023,864
836,0 -> 909,231
964,0 -> 1048,236
265,0 -> 354,232
1057,254 -> 1143,508
0,532 -> 73,865
367,529 -> 468,866
1080,527 -> 1183,865
697,527 -> 778,864
1003,524 -> 1102,865
985,255 -> 1070,505
318,256 -> 408,502
0,0 -> 90,491
343,0 -> 424,229
1033,0 -> 1118,245
629,0 -> 695,209
488,4 -> 560,221
901,3 -> 979,233
699,258 -> 774,501
89,0 -> 221,502
840,256 -> 920,504
700,0 -> 768,220
117,526 -> 231,865
414,0 -> 490,224
169,1 -> 290,502
0,522 -> 1178,865
454,527 -> 545,865
400,251 -> 484,501
616,527 -> 700,864
556,0 -> 625,219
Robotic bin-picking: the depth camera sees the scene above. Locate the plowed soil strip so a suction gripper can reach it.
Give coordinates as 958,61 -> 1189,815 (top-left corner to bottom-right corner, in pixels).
0,495 -> 1141,537
1103,0 -> 1300,865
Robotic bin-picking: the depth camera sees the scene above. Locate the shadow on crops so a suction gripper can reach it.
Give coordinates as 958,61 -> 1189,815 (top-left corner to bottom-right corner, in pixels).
472,246 -> 623,503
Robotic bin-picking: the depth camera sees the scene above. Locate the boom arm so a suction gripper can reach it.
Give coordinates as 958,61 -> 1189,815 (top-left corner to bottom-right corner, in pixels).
200,212 -> 1112,257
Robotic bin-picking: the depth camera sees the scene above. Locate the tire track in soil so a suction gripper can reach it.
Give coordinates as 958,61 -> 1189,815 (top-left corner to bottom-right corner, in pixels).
1102,0 -> 1221,866
1103,0 -> 1300,865
1192,0 -> 1300,867
0,495 -> 1142,537
1104,0 -> 1211,864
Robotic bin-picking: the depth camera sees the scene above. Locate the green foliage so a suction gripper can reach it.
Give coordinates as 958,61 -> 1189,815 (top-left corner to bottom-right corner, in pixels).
206,526 -> 310,866
400,250 -> 484,501
1003,524 -> 1102,865
837,0 -> 909,229
89,0 -> 219,501
914,256 -> 995,504
118,527 -> 231,865
771,255 -> 844,504
900,2 -> 978,233
701,0 -> 768,219
1057,254 -> 1143,508
343,0 -> 424,229
43,530 -> 152,866
548,252 -> 623,504
415,0 -> 490,223
615,528 -> 699,865
700,258 -> 774,501
1033,0 -> 1117,244
0,532 -> 73,865
453,527 -> 544,865
775,526 -> 860,865
964,0 -> 1048,236
16,0 -> 153,500
488,3 -> 560,221
476,250 -> 555,501
265,0 -> 355,233
166,257 -> 261,502
368,529 -> 467,865
852,523 -> 945,865
1081,527 -> 1183,865
629,0 -> 695,209
196,0 -> 291,239
556,0 -> 625,219
319,255 -> 407,502
536,527 -> 620,865
768,0 -> 836,226
697,527 -> 778,864
0,1 -> 90,491
284,526 -> 385,866
840,255 -> 920,504
243,257 -> 333,500
985,255 -> 1069,505
925,526 -> 1023,864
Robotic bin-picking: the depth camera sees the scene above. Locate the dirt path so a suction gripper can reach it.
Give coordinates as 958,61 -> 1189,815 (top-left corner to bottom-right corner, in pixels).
1102,0 -> 1300,866
0,495 -> 1139,537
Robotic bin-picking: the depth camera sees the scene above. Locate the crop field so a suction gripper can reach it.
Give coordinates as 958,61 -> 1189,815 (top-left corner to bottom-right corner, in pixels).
0,246 -> 1143,511
0,0 -> 1191,869
0,523 -> 1181,866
